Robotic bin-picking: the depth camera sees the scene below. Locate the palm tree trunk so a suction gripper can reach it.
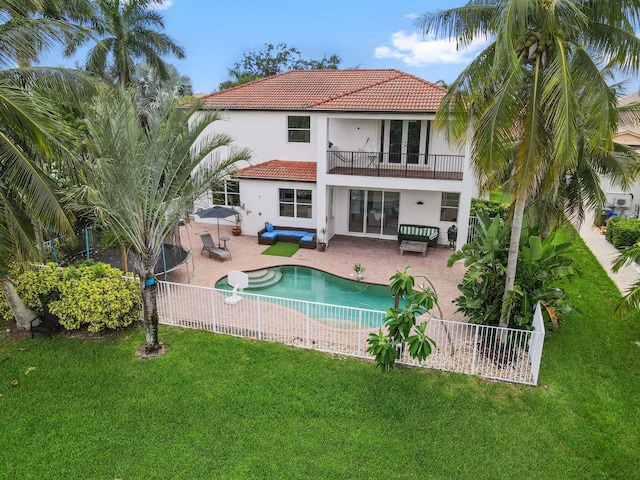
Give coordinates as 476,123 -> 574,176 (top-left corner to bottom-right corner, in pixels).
499,195 -> 526,327
140,272 -> 161,353
32,219 -> 46,264
120,245 -> 128,273
0,276 -> 38,330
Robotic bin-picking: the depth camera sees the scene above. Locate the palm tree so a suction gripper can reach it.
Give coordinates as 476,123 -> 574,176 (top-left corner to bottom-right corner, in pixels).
218,69 -> 262,91
0,0 -> 93,66
0,0 -> 92,329
64,0 -> 185,87
418,1 -> 640,326
133,61 -> 192,115
77,87 -> 250,353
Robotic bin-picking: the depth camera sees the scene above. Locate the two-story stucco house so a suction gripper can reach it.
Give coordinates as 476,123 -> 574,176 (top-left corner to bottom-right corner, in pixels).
194,69 -> 477,249
599,92 -> 640,218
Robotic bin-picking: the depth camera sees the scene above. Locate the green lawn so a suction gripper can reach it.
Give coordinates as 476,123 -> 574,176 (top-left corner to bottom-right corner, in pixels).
1,234 -> 639,479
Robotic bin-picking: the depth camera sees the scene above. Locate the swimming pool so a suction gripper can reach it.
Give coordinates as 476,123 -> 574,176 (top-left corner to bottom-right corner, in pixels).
215,265 -> 394,313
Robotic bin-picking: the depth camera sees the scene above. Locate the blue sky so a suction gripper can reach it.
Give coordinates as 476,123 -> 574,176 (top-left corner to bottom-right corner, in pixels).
40,0 -> 491,93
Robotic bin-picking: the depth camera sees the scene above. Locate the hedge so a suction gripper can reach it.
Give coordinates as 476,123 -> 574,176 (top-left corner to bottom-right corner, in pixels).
605,216 -> 640,248
0,262 -> 141,332
470,198 -> 510,218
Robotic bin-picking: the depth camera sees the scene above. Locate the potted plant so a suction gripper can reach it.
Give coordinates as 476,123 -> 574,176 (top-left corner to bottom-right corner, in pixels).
317,227 -> 327,251
353,263 -> 366,281
231,214 -> 242,236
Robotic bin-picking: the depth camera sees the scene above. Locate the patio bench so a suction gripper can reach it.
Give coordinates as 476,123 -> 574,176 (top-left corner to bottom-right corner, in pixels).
257,224 -> 317,249
397,224 -> 440,248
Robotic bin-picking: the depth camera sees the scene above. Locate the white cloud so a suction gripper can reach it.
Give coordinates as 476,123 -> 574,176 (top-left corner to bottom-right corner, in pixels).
374,31 -> 487,66
148,0 -> 173,10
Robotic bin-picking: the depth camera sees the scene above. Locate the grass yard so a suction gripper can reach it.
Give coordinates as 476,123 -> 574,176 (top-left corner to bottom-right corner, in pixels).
0,234 -> 638,479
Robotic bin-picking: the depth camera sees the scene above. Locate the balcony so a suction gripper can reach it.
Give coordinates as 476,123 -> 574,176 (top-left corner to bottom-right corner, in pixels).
326,150 -> 464,180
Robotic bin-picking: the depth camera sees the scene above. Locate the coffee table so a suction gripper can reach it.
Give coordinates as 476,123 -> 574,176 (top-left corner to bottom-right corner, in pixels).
400,240 -> 428,257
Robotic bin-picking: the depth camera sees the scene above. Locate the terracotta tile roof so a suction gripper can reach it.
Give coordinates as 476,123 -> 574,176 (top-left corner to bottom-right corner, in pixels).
238,160 -> 317,181
199,69 -> 446,112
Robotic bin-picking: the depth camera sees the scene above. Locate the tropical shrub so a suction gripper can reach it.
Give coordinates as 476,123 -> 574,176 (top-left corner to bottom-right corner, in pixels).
447,215 -> 577,329
0,264 -> 65,319
605,216 -> 640,248
470,198 -> 510,218
0,262 -> 141,332
366,268 -> 438,371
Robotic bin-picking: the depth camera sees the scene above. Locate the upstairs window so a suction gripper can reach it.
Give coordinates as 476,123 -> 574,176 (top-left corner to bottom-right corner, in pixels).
287,116 -> 311,143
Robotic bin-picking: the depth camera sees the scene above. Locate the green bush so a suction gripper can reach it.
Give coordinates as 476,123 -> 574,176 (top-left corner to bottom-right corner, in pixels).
470,198 -> 510,218
606,216 -> 640,248
447,214 -> 578,329
0,264 -> 65,319
0,262 -> 141,332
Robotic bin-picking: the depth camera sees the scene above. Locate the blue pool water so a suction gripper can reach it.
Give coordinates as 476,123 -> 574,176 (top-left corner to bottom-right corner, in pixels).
215,265 -> 394,312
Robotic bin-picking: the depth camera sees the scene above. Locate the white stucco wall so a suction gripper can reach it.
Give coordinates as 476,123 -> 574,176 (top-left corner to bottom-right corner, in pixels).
194,109 -> 465,170
192,108 -> 475,248
331,187 -> 466,245
194,110 -> 321,168
600,176 -> 640,216
239,179 -> 317,235
327,119 -> 378,151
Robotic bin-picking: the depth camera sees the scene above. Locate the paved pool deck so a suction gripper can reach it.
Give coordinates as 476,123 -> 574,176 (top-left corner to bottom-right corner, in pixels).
161,212 -> 637,323
164,221 -> 467,321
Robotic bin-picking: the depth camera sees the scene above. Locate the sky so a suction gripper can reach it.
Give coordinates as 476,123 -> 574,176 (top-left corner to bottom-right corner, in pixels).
39,0 -> 490,94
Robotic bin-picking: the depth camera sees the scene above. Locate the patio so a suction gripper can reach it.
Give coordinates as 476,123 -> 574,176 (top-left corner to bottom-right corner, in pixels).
165,220 -> 467,322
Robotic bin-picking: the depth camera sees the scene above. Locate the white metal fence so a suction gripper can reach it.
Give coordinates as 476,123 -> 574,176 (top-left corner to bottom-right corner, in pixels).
156,281 -> 546,385
468,215 -> 479,243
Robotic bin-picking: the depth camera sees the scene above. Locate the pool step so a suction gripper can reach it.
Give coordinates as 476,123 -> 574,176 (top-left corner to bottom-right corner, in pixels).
229,269 -> 283,289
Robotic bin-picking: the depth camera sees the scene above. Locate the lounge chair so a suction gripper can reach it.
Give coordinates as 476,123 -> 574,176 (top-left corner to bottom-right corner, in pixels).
200,233 -> 231,261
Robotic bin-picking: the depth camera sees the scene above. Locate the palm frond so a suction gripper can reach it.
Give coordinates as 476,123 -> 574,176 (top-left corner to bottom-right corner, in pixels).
615,278 -> 640,315
416,3 -> 498,49
78,87 -> 250,275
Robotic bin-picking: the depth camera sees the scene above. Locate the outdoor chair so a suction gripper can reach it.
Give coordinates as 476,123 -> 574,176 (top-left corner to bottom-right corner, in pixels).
200,233 -> 231,261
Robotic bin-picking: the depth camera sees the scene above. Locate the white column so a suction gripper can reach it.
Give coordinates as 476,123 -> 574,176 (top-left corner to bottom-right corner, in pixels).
454,134 -> 476,249
315,114 -> 329,236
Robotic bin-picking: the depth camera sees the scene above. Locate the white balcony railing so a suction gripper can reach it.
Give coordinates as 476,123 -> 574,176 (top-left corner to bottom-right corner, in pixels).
327,150 -> 464,180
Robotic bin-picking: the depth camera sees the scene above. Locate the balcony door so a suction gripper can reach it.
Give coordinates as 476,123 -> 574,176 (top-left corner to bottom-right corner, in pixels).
382,120 -> 430,165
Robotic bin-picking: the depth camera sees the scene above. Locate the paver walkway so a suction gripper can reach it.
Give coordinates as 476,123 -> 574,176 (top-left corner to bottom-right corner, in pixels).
578,214 -> 640,295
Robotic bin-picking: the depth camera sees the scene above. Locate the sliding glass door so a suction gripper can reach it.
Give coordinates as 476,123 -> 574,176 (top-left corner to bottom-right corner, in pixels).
349,189 -> 399,236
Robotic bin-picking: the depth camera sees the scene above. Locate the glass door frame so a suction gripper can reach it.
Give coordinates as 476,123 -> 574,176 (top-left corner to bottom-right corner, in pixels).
381,119 -> 430,166
348,189 -> 400,237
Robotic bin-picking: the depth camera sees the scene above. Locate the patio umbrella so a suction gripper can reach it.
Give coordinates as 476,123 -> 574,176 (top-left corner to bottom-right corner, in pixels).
196,205 -> 239,245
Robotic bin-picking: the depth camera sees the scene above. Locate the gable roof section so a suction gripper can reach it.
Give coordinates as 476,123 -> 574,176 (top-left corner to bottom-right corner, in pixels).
618,93 -> 640,137
200,69 -> 446,112
614,129 -> 640,147
238,160 -> 317,182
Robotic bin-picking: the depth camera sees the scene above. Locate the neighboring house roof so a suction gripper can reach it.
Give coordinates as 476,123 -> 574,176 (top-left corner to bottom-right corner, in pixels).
238,160 -> 317,182
199,69 -> 447,112
614,129 -> 640,147
617,92 -> 640,138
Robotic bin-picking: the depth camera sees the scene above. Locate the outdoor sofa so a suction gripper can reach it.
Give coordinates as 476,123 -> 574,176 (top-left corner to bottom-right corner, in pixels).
258,224 -> 317,249
397,224 -> 440,248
